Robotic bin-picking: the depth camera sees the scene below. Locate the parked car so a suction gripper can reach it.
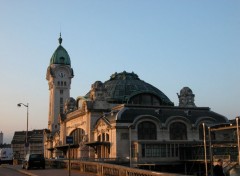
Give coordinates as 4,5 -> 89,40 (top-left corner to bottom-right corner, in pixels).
0,148 -> 13,165
22,154 -> 45,170
55,155 -> 64,159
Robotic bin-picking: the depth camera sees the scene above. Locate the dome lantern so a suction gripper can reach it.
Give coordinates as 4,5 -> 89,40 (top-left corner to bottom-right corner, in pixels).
49,34 -> 71,66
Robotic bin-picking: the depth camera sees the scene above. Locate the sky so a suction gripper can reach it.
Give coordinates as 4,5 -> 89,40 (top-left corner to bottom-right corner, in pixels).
0,0 -> 239,144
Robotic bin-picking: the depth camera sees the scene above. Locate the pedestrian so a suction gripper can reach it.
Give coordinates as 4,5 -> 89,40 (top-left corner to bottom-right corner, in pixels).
213,159 -> 225,176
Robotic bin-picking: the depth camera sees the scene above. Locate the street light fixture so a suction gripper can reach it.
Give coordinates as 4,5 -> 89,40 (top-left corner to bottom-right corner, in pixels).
17,103 -> 29,154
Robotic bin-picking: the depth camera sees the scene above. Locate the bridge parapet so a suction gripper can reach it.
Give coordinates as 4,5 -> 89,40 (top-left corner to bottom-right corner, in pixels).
46,159 -> 185,176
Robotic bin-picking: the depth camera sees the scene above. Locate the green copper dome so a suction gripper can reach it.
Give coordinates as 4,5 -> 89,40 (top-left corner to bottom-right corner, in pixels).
49,34 -> 71,66
86,71 -> 174,106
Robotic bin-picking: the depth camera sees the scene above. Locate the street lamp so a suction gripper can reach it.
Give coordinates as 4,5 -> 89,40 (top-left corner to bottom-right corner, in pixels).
202,123 -> 208,176
208,126 -> 213,176
17,103 -> 29,153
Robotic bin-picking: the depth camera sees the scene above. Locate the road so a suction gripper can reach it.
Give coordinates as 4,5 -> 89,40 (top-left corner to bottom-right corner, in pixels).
0,164 -> 97,176
0,166 -> 26,176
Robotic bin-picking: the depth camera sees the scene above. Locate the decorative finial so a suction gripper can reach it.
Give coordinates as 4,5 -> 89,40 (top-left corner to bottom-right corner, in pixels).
58,33 -> 62,45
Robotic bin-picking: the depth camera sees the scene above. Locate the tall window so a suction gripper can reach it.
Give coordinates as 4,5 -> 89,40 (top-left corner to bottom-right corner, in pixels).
60,106 -> 63,114
129,93 -> 161,106
70,128 -> 85,144
138,121 -> 157,140
60,57 -> 65,64
170,122 -> 187,140
60,97 -> 63,105
60,97 -> 63,113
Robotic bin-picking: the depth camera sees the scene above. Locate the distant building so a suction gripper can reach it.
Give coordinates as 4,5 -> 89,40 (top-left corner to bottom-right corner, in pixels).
11,129 -> 46,159
0,131 -> 3,144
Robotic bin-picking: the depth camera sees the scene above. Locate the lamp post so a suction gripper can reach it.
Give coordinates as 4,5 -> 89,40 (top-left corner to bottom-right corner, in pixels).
208,126 -> 213,176
17,103 -> 29,154
202,123 -> 208,176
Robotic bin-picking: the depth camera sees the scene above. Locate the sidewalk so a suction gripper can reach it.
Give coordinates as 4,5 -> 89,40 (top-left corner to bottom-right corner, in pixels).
2,164 -> 96,176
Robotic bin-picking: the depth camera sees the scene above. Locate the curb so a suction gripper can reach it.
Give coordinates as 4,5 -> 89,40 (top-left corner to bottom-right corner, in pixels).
18,169 -> 38,176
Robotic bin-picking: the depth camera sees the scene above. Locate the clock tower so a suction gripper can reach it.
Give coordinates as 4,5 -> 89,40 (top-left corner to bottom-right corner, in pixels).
46,34 -> 74,132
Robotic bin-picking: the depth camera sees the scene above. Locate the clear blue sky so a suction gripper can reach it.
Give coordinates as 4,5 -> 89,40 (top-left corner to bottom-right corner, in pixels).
0,0 -> 239,143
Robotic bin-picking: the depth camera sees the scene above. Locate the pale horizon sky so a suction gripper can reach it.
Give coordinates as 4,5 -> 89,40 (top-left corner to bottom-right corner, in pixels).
0,0 -> 239,143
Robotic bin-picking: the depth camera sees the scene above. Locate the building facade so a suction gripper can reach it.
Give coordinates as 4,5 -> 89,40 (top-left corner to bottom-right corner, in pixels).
0,131 -> 3,144
44,35 -> 231,174
11,130 -> 45,159
46,33 -> 74,133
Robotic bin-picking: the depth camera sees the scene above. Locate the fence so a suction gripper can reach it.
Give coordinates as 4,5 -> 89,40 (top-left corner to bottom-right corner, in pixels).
45,159 -> 185,176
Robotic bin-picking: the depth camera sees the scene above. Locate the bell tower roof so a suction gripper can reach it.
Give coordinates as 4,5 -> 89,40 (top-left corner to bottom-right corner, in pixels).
49,33 -> 71,66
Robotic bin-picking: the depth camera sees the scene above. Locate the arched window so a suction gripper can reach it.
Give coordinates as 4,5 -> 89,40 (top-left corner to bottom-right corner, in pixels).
170,122 -> 187,140
69,128 -> 85,144
60,57 -> 65,64
129,93 -> 161,106
138,121 -> 157,140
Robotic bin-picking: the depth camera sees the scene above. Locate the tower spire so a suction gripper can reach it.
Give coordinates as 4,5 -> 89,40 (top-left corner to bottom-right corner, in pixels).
58,33 -> 62,45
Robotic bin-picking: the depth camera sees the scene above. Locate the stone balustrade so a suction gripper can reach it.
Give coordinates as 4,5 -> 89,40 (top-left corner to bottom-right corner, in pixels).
46,159 -> 185,176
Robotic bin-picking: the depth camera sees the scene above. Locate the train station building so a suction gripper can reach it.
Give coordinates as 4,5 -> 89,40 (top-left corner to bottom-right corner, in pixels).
44,35 -> 238,174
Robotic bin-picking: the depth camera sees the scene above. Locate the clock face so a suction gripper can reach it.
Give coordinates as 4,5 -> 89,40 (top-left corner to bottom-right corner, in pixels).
58,71 -> 66,78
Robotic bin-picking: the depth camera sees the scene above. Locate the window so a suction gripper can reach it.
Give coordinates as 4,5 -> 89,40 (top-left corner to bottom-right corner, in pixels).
69,128 -> 85,144
129,93 -> 161,106
141,143 -> 180,158
102,133 -> 105,141
60,90 -> 63,94
60,97 -> 63,104
60,106 -> 63,113
60,57 -> 65,64
138,121 -> 157,140
170,122 -> 187,140
98,133 -> 109,142
106,134 -> 109,141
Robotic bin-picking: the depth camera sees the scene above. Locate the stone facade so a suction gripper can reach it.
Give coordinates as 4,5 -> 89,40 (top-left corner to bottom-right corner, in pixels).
46,34 -> 74,133
44,36 -> 232,174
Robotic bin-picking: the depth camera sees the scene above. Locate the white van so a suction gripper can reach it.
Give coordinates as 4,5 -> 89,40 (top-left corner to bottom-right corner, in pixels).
0,148 -> 13,165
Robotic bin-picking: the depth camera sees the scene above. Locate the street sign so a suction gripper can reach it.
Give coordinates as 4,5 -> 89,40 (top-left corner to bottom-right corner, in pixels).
66,136 -> 73,144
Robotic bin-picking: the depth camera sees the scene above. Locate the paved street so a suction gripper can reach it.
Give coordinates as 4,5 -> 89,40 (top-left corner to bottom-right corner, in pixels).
1,164 -> 97,176
0,166 -> 26,176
